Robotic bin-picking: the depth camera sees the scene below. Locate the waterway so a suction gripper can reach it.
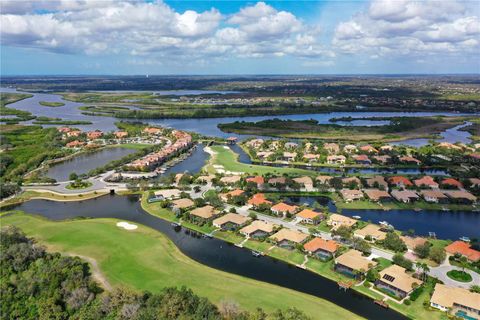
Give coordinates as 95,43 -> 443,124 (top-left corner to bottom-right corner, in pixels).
1,87 -> 474,145
46,147 -> 137,181
3,195 -> 405,320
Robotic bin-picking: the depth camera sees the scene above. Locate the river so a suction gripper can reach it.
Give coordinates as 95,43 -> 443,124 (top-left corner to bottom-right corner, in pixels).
3,195 -> 406,320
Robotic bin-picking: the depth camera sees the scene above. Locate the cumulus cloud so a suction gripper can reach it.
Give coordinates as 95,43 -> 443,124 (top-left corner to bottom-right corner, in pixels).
333,0 -> 480,57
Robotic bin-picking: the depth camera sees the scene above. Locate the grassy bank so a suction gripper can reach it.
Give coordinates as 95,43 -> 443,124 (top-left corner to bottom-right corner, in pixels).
0,212 -> 364,320
39,101 -> 65,107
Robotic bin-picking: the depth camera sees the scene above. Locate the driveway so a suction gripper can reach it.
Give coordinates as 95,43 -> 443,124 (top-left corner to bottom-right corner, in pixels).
428,261 -> 480,289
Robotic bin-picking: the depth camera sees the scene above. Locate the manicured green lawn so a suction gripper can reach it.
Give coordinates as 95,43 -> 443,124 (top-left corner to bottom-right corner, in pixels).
243,240 -> 273,253
115,143 -> 151,150
213,230 -> 245,244
206,145 -> 316,176
268,247 -> 306,265
446,270 -> 472,282
0,212 -> 363,320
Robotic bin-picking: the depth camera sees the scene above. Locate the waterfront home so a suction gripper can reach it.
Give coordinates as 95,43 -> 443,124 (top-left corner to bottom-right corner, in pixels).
342,177 -> 361,188
316,175 -> 333,185
441,178 -> 464,189
220,175 -> 242,185
444,190 -> 477,204
339,189 -> 364,202
375,265 -> 422,299
420,190 -> 448,203
189,205 -> 220,222
297,209 -> 323,225
257,151 -> 273,160
58,127 -> 71,133
324,143 -> 340,154
171,198 -> 195,213
213,213 -> 249,230
114,131 -> 128,139
175,173 -> 184,185
343,144 -> 358,154
414,176 -> 439,189
391,190 -> 419,203
282,152 -> 297,162
226,137 -> 238,145
219,189 -> 245,202
268,177 -> 287,186
469,178 -> 480,188
303,153 -> 320,163
445,241 -> 480,262
380,145 -> 394,152
304,238 -> 339,260
154,188 -> 182,200
399,156 -> 421,165
365,176 -> 388,190
334,250 -> 377,279
327,155 -> 346,165
400,236 -> 428,252
143,127 -> 162,135
354,224 -> 387,242
245,139 -> 264,149
373,155 -> 391,165
327,214 -> 358,230
245,176 -> 265,188
66,140 -> 85,148
87,130 -> 103,140
285,142 -> 298,149
353,154 -> 371,165
247,193 -> 272,208
293,176 -> 314,191
270,229 -> 308,249
389,176 -> 413,189
196,175 -> 216,183
359,145 -> 378,153
271,202 -> 299,217
240,220 -> 275,239
364,189 -> 392,202
437,142 -> 462,150
430,284 -> 480,319
66,130 -> 81,137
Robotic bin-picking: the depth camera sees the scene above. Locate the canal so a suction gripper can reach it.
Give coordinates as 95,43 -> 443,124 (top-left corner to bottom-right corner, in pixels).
4,194 -> 406,320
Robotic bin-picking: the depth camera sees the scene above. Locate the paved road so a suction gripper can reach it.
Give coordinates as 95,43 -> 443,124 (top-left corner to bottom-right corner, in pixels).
428,258 -> 480,289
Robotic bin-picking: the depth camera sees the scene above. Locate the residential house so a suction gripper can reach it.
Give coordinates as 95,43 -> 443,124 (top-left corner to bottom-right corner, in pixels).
220,175 -> 242,185
58,127 -> 71,133
339,189 -> 364,202
430,284 -> 480,319
334,249 -> 377,279
437,142 -> 462,150
268,177 -> 287,186
87,130 -> 103,140
175,173 -> 184,185
359,145 -> 378,153
270,229 -> 308,249
441,178 -> 463,189
114,131 -> 128,139
389,176 -> 413,189
364,189 -> 392,202
444,190 -> 477,204
343,144 -> 358,154
171,198 -> 195,213
375,265 -> 422,299
373,155 -> 391,165
257,151 -> 273,160
304,238 -> 339,260
154,189 -> 182,200
327,155 -> 346,165
247,193 -> 272,208
219,189 -> 245,202
400,236 -> 428,252
245,176 -> 265,188
189,205 -> 219,222
297,209 -> 323,225
66,130 -> 81,137
196,175 -> 216,183
213,213 -> 250,230
469,178 -> 480,188
316,175 -> 333,185
246,139 -> 264,149
399,156 -> 421,165
420,190 -> 448,203
380,145 -> 394,152
324,143 -> 340,154
353,154 -> 371,165
143,127 -> 162,135
66,140 -> 85,148
240,220 -> 275,239
285,142 -> 298,149
365,176 -> 388,190
271,203 -> 298,217
354,224 -> 387,242
282,152 -> 297,162
328,214 -> 358,230
342,177 -> 361,188
445,241 -> 480,262
414,176 -> 439,189
226,137 -> 238,145
303,153 -> 320,163
391,190 -> 419,203
293,176 -> 314,191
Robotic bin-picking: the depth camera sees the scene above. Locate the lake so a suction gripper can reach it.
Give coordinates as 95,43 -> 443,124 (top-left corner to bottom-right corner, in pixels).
3,195 -> 406,320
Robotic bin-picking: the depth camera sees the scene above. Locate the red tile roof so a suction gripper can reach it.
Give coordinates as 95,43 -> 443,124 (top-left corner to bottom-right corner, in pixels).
304,238 -> 339,253
297,209 -> 321,219
414,176 -> 439,188
271,202 -> 298,213
445,241 -> 480,262
247,193 -> 272,206
441,178 -> 463,188
389,176 -> 413,186
246,176 -> 264,185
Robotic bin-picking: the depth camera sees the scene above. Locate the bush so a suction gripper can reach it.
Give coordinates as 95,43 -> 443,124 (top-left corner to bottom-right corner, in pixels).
392,253 -> 413,271
404,299 -> 411,305
409,286 -> 424,301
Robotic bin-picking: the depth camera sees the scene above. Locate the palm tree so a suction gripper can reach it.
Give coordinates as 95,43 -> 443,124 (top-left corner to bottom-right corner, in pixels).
421,263 -> 430,282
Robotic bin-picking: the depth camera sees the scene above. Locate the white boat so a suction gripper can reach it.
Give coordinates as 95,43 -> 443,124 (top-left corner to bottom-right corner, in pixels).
459,236 -> 470,242
379,221 -> 394,229
352,215 -> 361,219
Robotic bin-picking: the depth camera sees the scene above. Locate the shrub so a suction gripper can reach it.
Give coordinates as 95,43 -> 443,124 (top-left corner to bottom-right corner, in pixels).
404,299 -> 411,305
409,286 -> 424,301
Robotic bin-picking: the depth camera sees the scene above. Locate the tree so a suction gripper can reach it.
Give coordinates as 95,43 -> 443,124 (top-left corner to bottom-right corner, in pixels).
193,186 -> 201,193
393,253 -> 413,271
69,172 -> 78,181
470,285 -> 480,293
249,212 -> 257,220
414,242 -> 431,259
459,256 -> 469,272
429,247 -> 446,264
352,237 -> 372,255
332,225 -> 352,239
383,232 -> 407,252
366,268 -> 379,282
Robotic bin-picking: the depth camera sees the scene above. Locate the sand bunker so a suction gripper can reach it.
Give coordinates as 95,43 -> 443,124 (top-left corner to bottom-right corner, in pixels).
116,221 -> 138,230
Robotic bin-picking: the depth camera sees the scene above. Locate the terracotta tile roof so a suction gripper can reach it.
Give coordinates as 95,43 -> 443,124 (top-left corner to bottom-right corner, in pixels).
171,198 -> 194,209
271,202 -> 298,214
444,190 -> 477,202
441,178 -> 463,188
364,189 -> 391,201
399,156 -> 421,164
391,190 -> 419,202
190,205 -> 218,219
316,175 -> 333,184
359,145 -> 378,153
339,189 -> 364,201
213,213 -> 249,227
420,190 -> 447,200
431,284 -> 480,311
246,176 -> 264,185
335,250 -> 377,272
297,209 -> 321,219
304,237 -> 339,253
354,224 -> 387,240
268,177 -> 287,184
220,175 -> 242,184
270,228 -> 308,244
389,176 -> 413,186
378,265 -> 422,293
328,214 -> 358,228
293,176 -> 313,185
414,176 -> 439,188
400,236 -> 427,251
240,220 -> 275,235
247,193 -> 272,206
445,241 -> 480,262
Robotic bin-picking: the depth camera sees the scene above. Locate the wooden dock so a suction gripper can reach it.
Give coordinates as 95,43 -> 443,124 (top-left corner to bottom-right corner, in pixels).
374,300 -> 389,309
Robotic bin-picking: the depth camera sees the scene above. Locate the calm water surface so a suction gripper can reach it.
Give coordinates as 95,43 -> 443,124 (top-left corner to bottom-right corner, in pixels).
4,195 -> 405,320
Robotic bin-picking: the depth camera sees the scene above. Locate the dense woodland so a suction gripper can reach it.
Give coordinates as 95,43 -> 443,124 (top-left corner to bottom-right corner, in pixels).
0,226 -> 311,320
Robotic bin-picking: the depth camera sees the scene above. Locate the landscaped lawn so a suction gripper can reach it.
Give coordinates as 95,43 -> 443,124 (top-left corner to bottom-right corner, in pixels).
213,230 -> 245,244
446,270 -> 473,282
0,212 -> 364,320
243,239 -> 273,253
206,145 -> 316,176
0,190 -> 107,208
268,247 -> 306,265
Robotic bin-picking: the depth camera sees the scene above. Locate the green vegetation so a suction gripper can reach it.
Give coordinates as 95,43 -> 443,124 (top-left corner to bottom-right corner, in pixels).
1,212 -> 363,320
32,116 -> 92,125
446,270 -> 473,282
218,116 -> 469,142
0,92 -> 33,106
66,180 -> 93,190
39,101 -> 65,107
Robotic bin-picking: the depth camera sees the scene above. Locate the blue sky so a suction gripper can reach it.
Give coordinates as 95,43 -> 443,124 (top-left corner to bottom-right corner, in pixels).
1,0 -> 479,75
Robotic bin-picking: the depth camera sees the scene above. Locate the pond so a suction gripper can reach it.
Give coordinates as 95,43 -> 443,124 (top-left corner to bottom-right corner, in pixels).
160,144 -> 210,176
3,195 -> 405,320
46,147 -> 137,181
